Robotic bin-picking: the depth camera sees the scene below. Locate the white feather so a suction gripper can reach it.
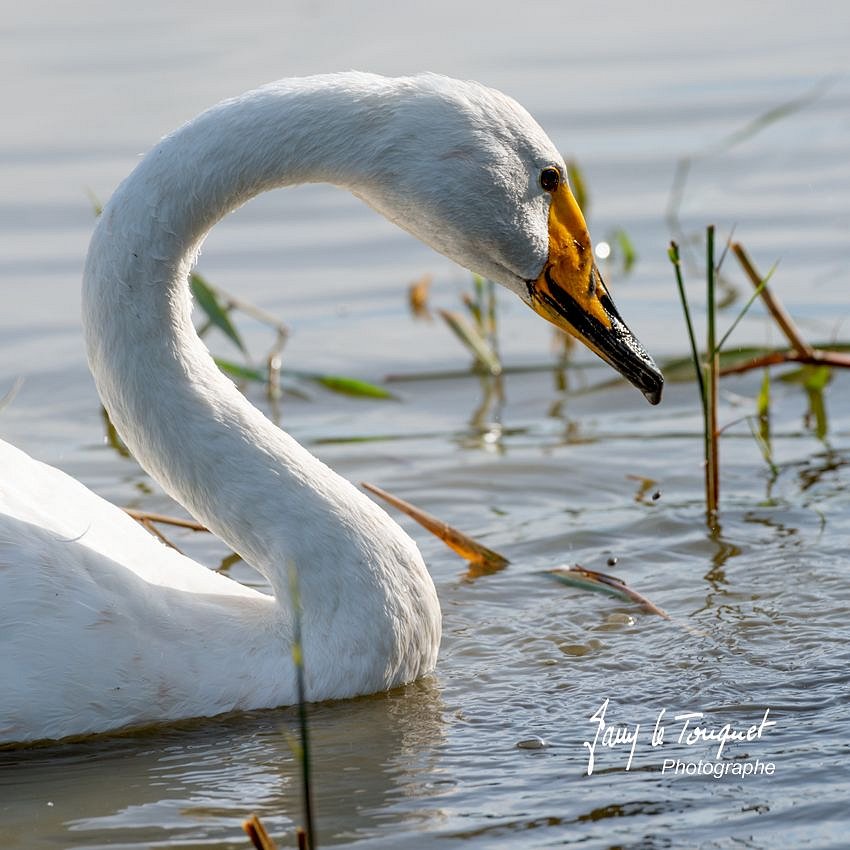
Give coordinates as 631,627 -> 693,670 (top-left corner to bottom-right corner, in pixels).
0,72 -> 564,745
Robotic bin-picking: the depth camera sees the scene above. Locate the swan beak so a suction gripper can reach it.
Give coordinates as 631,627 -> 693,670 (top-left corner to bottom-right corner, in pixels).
526,184 -> 663,405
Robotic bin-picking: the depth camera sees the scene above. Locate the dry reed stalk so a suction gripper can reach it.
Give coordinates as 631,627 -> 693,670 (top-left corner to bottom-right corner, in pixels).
243,814 -> 279,850
361,481 -> 508,573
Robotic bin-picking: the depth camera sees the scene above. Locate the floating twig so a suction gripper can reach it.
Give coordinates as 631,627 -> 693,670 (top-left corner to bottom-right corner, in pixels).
719,348 -> 850,376
138,519 -> 184,553
123,508 -> 207,532
123,508 -> 209,553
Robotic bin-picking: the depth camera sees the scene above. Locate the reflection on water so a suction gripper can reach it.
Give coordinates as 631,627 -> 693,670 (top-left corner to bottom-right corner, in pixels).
1,681 -> 447,847
2,0 -> 850,848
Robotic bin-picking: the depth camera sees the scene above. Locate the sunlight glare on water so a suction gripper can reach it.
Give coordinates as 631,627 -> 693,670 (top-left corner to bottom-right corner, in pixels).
1,1 -> 850,848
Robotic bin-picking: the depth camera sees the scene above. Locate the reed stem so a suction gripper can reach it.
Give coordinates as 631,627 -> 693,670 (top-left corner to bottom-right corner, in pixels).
705,226 -> 720,524
288,568 -> 316,850
670,242 -> 706,413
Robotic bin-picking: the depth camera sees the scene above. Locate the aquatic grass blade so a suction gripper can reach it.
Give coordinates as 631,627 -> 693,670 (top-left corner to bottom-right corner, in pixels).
756,369 -> 772,456
191,273 -> 247,354
215,359 -> 395,400
734,244 -> 813,358
669,242 -> 705,411
485,277 -> 499,356
778,364 -> 832,390
566,159 -> 589,214
101,406 -> 130,457
806,384 -> 829,440
461,294 -> 483,335
308,374 -> 397,400
612,228 -> 637,274
781,365 -> 832,440
437,308 -> 502,375
712,260 -> 778,356
0,378 -> 24,414
215,358 -> 267,383
670,230 -> 719,523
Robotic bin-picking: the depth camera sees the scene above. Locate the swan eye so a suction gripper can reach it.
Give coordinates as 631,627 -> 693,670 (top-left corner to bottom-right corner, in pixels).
539,166 -> 561,193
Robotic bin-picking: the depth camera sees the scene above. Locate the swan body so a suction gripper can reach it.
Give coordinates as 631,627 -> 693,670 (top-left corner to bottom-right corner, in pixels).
0,72 -> 662,745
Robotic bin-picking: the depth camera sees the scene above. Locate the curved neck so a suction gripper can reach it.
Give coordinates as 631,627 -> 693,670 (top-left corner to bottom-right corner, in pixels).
81,77 -> 430,647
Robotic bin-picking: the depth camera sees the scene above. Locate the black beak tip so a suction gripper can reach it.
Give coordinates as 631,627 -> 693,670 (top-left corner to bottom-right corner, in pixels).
643,382 -> 663,406
637,366 -> 664,406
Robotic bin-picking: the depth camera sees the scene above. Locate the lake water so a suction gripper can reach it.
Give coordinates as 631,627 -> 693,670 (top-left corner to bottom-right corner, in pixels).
2,1 -> 850,848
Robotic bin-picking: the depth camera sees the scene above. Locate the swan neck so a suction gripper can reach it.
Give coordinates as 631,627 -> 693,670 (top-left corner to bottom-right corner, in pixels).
81,79 -> 428,626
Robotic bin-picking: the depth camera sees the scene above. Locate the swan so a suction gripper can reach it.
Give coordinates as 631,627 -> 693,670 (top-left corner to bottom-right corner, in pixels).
0,72 -> 662,745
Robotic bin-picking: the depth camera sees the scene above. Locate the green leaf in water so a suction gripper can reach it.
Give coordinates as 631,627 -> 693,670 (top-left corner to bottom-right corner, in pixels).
566,160 -> 589,215
611,228 -> 637,274
100,405 -> 130,458
780,365 -> 832,440
191,273 -> 247,354
756,369 -> 772,460
216,359 -> 391,401
805,364 -> 832,392
310,374 -> 397,399
462,292 -> 483,331
756,369 -> 771,418
807,384 -> 829,441
215,357 -> 267,383
747,416 -> 777,476
778,364 -> 832,391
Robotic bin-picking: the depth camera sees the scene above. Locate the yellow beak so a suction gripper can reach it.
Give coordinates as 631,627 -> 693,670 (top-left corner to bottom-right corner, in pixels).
527,183 -> 663,405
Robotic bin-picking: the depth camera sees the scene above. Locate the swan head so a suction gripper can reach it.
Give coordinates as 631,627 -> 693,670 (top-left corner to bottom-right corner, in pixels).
349,73 -> 663,404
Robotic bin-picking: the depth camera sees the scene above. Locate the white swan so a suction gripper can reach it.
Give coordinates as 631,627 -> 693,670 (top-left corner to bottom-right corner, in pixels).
0,72 -> 662,745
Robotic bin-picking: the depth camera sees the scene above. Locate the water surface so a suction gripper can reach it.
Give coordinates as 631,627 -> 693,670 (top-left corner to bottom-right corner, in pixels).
1,2 -> 849,848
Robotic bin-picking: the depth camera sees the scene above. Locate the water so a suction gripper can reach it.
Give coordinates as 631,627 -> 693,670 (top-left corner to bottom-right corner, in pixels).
2,1 -> 850,847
